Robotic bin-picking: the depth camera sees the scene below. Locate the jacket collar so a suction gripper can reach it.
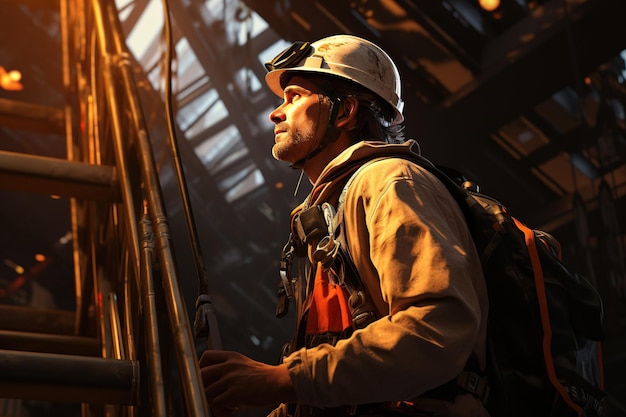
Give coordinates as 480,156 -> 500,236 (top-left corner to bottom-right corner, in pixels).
306,139 -> 422,207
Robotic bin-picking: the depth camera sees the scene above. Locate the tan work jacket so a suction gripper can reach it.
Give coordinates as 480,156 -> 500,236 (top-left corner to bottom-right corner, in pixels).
279,140 -> 489,417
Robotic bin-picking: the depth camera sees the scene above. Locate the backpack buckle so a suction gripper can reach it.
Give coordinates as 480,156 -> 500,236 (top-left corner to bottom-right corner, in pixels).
456,371 -> 490,404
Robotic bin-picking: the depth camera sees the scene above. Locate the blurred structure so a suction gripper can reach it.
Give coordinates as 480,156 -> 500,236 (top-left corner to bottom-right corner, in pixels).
0,0 -> 624,415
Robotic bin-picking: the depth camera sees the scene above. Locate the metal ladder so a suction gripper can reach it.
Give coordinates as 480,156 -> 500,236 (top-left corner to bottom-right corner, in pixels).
0,0 -> 210,415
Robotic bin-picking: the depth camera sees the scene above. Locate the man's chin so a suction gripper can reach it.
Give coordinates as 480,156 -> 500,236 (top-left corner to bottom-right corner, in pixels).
270,147 -> 284,162
271,146 -> 298,165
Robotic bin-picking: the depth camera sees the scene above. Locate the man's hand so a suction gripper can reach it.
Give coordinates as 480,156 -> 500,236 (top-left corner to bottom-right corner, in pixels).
199,350 -> 297,416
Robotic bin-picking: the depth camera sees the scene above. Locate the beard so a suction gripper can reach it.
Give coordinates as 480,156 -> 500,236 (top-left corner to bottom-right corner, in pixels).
271,124 -> 318,164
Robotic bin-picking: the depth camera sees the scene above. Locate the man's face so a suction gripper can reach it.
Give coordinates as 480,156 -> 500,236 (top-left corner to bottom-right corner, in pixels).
268,75 -> 327,164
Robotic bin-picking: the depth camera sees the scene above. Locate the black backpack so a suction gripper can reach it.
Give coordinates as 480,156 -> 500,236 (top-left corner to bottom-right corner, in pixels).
333,155 -> 607,417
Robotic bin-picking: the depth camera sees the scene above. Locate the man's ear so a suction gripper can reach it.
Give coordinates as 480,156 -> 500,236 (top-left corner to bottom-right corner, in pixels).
335,96 -> 359,128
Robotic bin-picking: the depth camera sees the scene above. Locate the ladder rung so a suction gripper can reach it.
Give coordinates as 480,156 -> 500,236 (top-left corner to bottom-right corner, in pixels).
0,97 -> 64,134
0,330 -> 100,357
0,349 -> 138,405
0,304 -> 76,335
0,150 -> 119,201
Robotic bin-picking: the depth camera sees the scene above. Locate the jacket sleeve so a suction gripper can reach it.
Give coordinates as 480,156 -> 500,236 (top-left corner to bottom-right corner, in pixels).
283,159 -> 488,407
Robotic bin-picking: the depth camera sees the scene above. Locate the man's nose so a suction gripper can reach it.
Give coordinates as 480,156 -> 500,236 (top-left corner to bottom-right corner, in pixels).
269,104 -> 286,123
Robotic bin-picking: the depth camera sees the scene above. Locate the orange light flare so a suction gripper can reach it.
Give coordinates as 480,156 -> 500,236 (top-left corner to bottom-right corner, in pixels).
0,256 -> 51,299
478,0 -> 501,12
0,65 -> 24,91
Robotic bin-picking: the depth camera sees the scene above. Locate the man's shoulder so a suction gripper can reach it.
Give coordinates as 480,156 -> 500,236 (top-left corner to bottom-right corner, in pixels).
352,154 -> 433,184
338,155 -> 439,209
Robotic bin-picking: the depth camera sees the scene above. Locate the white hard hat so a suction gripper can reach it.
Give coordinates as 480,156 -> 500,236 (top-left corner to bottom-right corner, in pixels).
265,34 -> 404,125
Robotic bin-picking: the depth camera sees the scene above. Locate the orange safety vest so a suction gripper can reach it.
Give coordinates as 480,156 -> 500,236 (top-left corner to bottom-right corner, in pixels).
304,265 -> 353,336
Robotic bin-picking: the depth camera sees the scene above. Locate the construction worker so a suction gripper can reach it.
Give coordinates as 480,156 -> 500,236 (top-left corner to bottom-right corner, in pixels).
200,34 -> 489,417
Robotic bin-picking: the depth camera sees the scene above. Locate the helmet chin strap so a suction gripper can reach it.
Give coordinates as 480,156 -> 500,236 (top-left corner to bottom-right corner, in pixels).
290,94 -> 342,171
